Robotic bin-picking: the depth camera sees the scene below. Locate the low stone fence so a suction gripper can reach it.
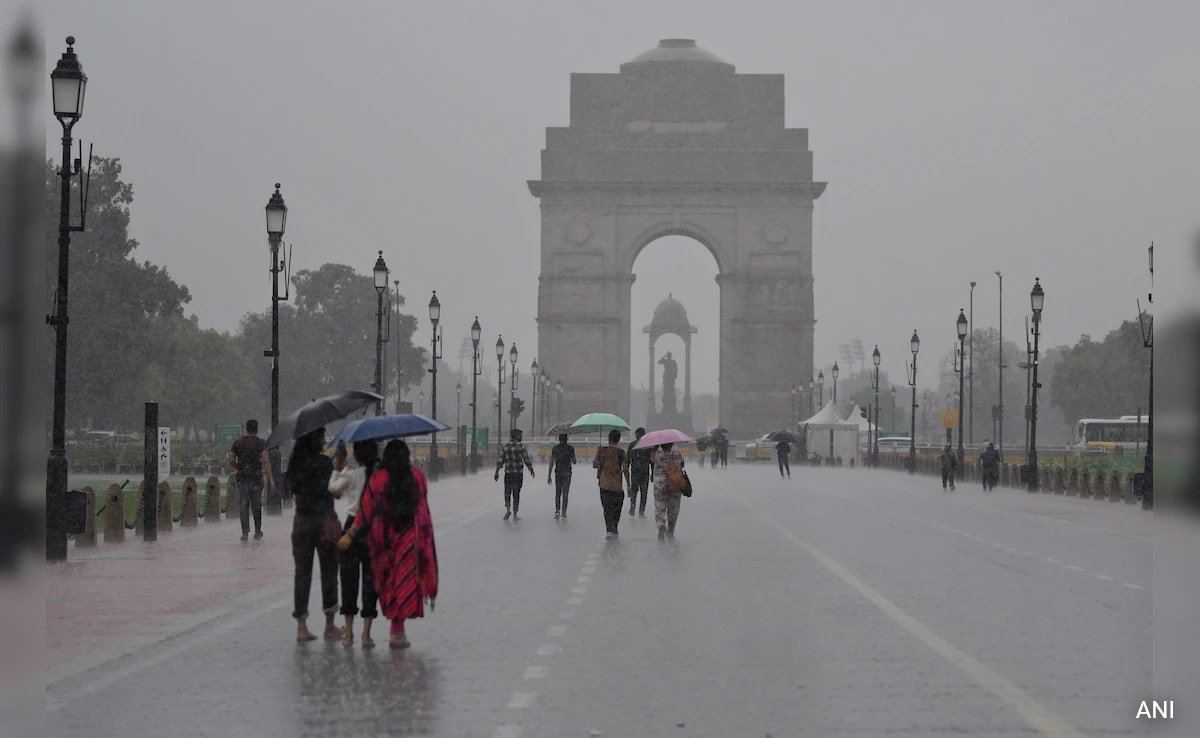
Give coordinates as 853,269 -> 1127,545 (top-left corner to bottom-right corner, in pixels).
76,475 -> 248,549
873,452 -> 1143,506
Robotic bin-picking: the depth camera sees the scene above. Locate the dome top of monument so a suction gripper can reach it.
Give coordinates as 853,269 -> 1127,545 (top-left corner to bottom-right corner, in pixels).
627,39 -> 730,66
653,294 -> 688,322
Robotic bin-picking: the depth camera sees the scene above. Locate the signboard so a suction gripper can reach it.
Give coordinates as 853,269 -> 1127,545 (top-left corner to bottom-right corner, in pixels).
215,424 -> 242,449
940,409 -> 958,430
157,427 -> 171,477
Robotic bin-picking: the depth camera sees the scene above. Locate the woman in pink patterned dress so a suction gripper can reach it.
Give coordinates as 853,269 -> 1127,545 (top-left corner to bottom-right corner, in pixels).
338,440 -> 438,649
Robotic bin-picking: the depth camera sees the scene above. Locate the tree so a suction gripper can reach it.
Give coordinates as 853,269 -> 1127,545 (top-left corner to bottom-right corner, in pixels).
235,263 -> 426,416
1049,320 -> 1150,425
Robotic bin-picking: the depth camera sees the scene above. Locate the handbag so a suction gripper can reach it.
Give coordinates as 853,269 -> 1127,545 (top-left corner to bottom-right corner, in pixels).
666,459 -> 687,493
679,470 -> 693,497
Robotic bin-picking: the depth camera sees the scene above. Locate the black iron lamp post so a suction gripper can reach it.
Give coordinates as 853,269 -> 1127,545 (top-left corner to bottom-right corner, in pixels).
1027,279 -> 1044,492
46,36 -> 89,560
817,371 -> 825,407
469,317 -> 482,472
372,253 -> 389,416
908,330 -> 920,473
791,386 -> 799,426
261,184 -> 289,514
456,381 -> 463,475
508,344 -> 519,431
495,336 -> 506,445
427,291 -> 442,478
530,359 -> 539,437
540,370 -> 550,432
891,386 -> 897,434
956,309 -> 968,468
831,362 -> 840,406
808,377 -> 815,416
556,379 -> 563,423
872,345 -> 881,466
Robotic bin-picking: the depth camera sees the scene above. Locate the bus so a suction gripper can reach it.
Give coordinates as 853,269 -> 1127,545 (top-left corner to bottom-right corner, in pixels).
1070,416 -> 1148,451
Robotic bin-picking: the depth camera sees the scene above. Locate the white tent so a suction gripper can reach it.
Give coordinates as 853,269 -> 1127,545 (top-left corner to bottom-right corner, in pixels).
800,401 -> 861,465
844,404 -> 877,437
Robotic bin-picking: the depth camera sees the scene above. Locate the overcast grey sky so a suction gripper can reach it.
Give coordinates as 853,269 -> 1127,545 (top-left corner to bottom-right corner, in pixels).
35,0 -> 1198,394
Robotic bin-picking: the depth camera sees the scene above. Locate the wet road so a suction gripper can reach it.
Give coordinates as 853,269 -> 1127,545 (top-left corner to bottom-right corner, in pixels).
48,464 -> 1151,737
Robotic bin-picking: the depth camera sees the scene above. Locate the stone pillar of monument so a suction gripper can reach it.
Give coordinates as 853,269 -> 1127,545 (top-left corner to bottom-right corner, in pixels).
684,336 -> 692,416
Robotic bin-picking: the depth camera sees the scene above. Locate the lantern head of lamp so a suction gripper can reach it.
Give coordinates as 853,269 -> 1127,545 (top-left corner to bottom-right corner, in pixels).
372,252 -> 389,294
817,370 -> 824,387
956,309 -> 968,340
873,345 -> 881,367
531,358 -> 538,375
1030,278 -> 1044,323
50,36 -> 86,125
471,316 -> 481,346
832,362 -> 840,382
556,379 -> 563,393
509,343 -> 518,367
910,330 -> 921,356
428,291 -> 441,326
495,336 -> 505,360
808,378 -> 815,391
265,184 -> 287,239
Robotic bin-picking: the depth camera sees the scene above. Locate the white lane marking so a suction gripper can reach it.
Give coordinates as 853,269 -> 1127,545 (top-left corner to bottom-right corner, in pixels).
1122,582 -> 1145,590
1045,558 -> 1062,564
1093,574 -> 1114,582
1064,565 -> 1085,572
547,624 -> 568,639
493,725 -> 524,738
577,575 -> 591,583
558,609 -> 576,620
508,692 -> 536,709
571,586 -> 588,595
523,665 -> 548,680
1021,551 -> 1037,557
566,596 -> 583,606
536,643 -> 560,657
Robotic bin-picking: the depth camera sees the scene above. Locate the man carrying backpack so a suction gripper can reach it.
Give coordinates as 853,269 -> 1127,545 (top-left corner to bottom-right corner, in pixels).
592,429 -> 630,540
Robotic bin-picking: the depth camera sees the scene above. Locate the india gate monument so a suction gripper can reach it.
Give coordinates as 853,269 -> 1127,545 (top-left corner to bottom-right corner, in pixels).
530,39 -> 824,435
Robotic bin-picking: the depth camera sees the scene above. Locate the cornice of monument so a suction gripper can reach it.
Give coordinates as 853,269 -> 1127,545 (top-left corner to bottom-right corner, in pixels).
528,180 -> 826,199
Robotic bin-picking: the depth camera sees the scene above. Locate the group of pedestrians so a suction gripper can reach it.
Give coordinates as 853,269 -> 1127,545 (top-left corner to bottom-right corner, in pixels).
284,426 -> 439,650
495,426 -> 687,541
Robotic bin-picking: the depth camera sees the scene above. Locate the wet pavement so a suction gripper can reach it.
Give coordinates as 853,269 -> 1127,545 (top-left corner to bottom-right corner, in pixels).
47,464 -> 1151,737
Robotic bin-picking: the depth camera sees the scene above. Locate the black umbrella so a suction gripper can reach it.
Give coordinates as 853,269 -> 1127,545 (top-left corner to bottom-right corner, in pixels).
710,427 -> 729,437
769,431 -> 799,444
265,390 -> 383,449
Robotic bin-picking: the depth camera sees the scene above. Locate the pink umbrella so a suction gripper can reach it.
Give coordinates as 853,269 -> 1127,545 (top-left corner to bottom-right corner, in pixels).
632,428 -> 693,450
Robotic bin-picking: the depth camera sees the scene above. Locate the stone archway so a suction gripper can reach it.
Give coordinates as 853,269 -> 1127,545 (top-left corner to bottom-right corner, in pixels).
644,294 -> 697,433
530,39 -> 825,435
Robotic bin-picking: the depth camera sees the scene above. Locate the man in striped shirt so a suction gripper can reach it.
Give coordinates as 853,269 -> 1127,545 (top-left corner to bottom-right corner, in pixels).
494,428 -> 535,520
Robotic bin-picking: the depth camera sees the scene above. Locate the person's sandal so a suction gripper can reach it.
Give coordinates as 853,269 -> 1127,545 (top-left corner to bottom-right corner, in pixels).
362,635 -> 375,650
324,626 -> 346,641
389,636 -> 410,650
343,630 -> 354,647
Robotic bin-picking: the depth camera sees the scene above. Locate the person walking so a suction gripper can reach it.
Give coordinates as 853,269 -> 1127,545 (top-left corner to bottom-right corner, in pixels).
339,440 -> 438,650
546,433 -> 576,520
494,428 -> 535,520
719,436 -> 730,468
651,442 -> 686,540
775,438 -> 792,479
939,444 -> 959,491
287,427 -> 343,643
626,427 -> 653,517
329,439 -> 379,648
228,418 -> 274,541
592,429 -> 630,540
980,442 -> 1000,491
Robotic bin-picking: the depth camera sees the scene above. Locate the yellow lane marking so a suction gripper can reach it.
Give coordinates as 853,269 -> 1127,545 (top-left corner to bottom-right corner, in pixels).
737,495 -> 1086,738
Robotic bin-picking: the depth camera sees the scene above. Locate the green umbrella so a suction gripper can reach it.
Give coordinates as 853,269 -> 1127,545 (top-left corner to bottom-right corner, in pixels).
569,412 -> 630,434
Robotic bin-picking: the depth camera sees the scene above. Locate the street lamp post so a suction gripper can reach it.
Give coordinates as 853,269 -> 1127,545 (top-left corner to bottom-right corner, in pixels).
530,359 -> 539,437
262,184 -> 289,514
956,309 -> 967,469
872,346 -> 881,466
541,370 -> 549,432
908,330 -> 920,473
46,36 -> 89,559
891,386 -> 897,434
808,377 -> 815,416
817,371 -> 825,407
427,291 -> 442,479
556,379 -> 563,423
495,336 -> 506,446
372,253 -> 389,416
995,271 -> 1004,456
969,281 -> 976,445
469,317 -> 482,472
508,344 -> 519,431
456,381 -> 463,475
832,362 -> 840,406
1027,279 -> 1044,492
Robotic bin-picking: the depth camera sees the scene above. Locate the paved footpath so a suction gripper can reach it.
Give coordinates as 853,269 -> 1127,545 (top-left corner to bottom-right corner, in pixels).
48,464 -> 1154,737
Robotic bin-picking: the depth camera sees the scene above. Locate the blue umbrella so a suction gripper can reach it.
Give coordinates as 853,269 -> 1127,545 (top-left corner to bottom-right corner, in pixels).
327,413 -> 451,448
